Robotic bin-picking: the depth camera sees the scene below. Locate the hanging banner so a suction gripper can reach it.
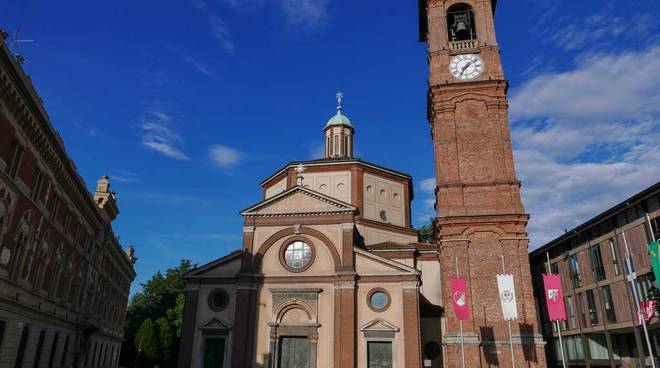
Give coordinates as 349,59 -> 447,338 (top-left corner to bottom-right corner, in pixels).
497,274 -> 518,320
450,278 -> 470,321
636,300 -> 656,325
543,274 -> 567,321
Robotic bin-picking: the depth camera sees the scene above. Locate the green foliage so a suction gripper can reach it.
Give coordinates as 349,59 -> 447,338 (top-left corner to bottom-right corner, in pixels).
135,319 -> 159,360
418,218 -> 436,243
120,259 -> 195,367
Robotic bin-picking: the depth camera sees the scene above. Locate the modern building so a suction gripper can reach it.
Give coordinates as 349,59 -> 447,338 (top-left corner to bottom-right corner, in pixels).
530,182 -> 660,368
0,31 -> 137,367
178,1 -> 546,367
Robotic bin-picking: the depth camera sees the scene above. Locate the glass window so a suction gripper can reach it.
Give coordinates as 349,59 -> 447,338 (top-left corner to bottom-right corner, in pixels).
636,274 -> 653,302
279,337 -> 309,368
33,329 -> 46,368
60,335 -> 69,367
589,244 -> 605,282
370,291 -> 389,311
6,141 -> 25,178
284,241 -> 312,270
368,341 -> 393,368
586,290 -> 599,326
566,296 -> 576,329
569,254 -> 581,288
48,332 -> 59,368
15,326 -> 30,368
608,239 -> 620,276
0,320 -> 5,349
602,286 -> 616,323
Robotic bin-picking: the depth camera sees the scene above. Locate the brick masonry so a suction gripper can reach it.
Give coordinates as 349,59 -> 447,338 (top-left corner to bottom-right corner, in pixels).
423,0 -> 548,366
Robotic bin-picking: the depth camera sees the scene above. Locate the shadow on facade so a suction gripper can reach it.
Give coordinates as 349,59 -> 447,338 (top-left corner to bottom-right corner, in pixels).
519,323 -> 537,363
480,326 -> 499,366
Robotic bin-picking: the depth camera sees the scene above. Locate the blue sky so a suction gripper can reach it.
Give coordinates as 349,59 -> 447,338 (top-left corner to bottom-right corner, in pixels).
2,0 -> 660,294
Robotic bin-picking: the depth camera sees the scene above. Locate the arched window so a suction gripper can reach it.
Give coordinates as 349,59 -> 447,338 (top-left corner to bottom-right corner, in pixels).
34,243 -> 49,291
447,3 -> 477,42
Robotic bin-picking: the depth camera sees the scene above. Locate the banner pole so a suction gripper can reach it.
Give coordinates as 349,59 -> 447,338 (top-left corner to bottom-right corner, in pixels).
501,255 -> 516,368
546,253 -> 567,368
455,256 -> 466,368
622,231 -> 657,368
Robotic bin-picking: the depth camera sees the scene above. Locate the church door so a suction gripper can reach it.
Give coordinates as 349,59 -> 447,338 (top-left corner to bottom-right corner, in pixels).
203,338 -> 225,368
278,336 -> 310,368
367,341 -> 393,368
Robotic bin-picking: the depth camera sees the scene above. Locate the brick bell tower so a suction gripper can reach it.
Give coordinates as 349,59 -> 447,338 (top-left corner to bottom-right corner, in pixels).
419,1 -> 547,367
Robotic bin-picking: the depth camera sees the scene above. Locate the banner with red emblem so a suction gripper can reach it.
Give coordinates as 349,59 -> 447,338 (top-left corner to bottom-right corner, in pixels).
450,278 -> 470,321
543,274 -> 567,321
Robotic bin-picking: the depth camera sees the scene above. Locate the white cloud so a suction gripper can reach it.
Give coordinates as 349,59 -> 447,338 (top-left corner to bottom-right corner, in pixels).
418,178 -> 435,194
511,46 -> 660,124
110,170 -> 141,183
191,0 -> 236,54
278,0 -> 329,29
550,13 -> 654,51
176,51 -> 223,81
509,45 -> 660,248
139,110 -> 190,160
209,144 -> 241,168
208,15 -> 236,54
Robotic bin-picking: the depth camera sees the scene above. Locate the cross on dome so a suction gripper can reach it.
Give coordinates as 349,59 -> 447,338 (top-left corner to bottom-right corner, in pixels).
336,91 -> 343,110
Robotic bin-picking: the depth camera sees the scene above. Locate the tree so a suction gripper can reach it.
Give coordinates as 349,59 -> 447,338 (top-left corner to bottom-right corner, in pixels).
121,259 -> 195,367
135,319 -> 159,361
418,218 -> 436,243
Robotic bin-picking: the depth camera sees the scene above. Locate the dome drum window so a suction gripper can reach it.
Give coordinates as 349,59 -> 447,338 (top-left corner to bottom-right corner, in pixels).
280,238 -> 315,273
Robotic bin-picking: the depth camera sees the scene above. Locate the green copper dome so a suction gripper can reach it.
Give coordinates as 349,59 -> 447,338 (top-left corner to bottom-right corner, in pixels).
325,107 -> 353,128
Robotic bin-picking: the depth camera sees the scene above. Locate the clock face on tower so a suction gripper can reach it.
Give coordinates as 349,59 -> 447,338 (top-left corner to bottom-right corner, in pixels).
449,54 -> 484,80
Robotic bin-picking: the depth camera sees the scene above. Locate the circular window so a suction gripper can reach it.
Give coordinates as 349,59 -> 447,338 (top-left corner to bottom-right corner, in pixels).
424,341 -> 442,360
367,288 -> 391,312
393,193 -> 400,201
366,185 -> 373,193
282,240 -> 314,272
208,289 -> 229,312
380,189 -> 386,197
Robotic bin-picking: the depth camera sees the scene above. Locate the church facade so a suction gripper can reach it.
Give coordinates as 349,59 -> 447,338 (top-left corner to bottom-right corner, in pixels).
178,1 -> 547,367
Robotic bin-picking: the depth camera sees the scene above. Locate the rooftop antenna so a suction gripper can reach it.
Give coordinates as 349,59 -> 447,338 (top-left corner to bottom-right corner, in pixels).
9,28 -> 34,65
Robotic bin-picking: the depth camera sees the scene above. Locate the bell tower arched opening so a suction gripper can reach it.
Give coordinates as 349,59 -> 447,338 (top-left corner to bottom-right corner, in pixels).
447,3 -> 476,42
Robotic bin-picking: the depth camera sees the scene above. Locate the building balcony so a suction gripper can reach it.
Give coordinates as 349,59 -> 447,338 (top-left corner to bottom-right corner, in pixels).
449,39 -> 477,51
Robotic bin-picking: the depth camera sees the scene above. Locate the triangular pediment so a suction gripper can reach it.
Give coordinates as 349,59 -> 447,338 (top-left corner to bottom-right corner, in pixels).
185,250 -> 241,278
355,248 -> 419,275
360,318 -> 400,332
200,317 -> 232,331
241,186 -> 357,217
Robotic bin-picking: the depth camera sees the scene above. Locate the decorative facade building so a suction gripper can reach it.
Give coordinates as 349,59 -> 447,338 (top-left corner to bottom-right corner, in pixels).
178,1 -> 546,367
530,183 -> 660,367
0,32 -> 137,367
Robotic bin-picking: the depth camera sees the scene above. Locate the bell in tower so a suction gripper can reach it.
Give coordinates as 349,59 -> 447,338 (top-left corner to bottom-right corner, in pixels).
447,4 -> 476,42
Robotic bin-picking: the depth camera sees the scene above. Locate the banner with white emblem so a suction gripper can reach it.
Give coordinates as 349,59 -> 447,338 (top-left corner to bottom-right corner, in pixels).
497,274 -> 518,321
